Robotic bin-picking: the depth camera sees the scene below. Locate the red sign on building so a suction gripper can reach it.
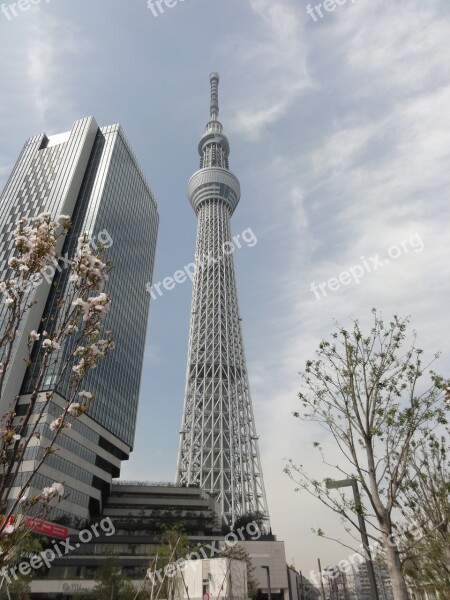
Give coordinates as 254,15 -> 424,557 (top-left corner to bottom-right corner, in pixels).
26,517 -> 68,539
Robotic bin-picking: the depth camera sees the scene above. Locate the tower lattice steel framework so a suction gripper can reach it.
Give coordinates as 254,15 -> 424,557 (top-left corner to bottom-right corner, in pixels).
176,73 -> 270,527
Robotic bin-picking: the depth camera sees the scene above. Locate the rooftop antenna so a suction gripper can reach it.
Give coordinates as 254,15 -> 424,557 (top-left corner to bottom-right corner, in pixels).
209,72 -> 220,121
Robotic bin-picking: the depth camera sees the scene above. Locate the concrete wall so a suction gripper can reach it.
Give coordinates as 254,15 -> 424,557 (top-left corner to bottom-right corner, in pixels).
238,540 -> 289,600
180,558 -> 247,600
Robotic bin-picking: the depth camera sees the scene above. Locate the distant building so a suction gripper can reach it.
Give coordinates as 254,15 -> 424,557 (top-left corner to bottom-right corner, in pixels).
312,560 -> 393,600
287,567 -> 321,600
321,566 -> 357,600
354,561 -> 393,600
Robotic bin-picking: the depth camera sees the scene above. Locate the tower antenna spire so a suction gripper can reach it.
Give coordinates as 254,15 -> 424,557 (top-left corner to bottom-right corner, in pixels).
209,72 -> 220,121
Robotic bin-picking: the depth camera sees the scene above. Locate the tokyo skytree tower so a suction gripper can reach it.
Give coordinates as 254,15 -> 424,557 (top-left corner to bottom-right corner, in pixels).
176,73 -> 270,527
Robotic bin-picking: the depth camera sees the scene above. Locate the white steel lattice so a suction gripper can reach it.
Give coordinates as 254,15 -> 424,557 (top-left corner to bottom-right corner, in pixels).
176,74 -> 270,527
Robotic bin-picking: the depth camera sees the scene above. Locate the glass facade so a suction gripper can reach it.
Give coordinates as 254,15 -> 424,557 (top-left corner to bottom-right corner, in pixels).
0,118 -> 158,524
22,125 -> 158,448
0,117 -> 98,403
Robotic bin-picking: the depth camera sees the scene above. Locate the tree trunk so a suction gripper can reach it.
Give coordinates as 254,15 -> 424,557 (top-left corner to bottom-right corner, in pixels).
383,534 -> 410,600
445,542 -> 450,573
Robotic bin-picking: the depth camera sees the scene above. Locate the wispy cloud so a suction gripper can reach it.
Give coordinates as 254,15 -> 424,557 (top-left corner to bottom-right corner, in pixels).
219,0 -> 313,138
0,8 -> 87,142
25,13 -> 88,125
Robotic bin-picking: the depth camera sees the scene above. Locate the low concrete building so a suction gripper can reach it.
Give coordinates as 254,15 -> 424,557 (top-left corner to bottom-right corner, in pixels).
238,540 -> 290,600
27,483 -> 298,600
29,482 -> 226,598
177,558 -> 247,600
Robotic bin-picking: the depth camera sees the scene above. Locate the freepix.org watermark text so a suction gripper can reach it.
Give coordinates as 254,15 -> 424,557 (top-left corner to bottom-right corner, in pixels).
7,229 -> 112,301
310,233 -> 424,300
0,517 -> 115,583
307,518 -> 428,584
1,0 -> 51,21
148,520 -> 262,584
306,0 -> 357,23
147,227 -> 257,301
147,0 -> 188,18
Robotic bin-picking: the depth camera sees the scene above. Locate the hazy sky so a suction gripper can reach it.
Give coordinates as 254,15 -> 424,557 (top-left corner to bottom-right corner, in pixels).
1,0 -> 450,577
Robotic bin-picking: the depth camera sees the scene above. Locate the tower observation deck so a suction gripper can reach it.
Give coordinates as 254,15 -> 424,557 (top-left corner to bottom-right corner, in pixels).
176,74 -> 270,528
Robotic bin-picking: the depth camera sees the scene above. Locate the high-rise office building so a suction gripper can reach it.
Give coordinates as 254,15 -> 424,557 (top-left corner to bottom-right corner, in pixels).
0,117 -> 158,527
176,74 -> 270,527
